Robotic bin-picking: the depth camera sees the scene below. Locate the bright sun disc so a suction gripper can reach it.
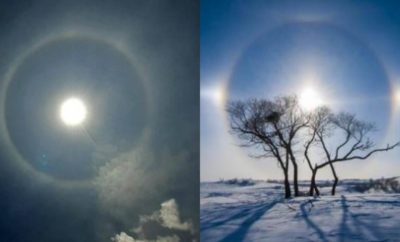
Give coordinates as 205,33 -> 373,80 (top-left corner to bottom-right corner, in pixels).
60,97 -> 87,126
299,87 -> 323,111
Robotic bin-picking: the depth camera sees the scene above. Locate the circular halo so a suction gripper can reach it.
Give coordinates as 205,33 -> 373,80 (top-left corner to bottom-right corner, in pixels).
0,31 -> 154,189
223,22 -> 393,146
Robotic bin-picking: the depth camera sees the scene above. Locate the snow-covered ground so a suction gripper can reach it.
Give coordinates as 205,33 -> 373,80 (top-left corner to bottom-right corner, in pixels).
201,179 -> 400,242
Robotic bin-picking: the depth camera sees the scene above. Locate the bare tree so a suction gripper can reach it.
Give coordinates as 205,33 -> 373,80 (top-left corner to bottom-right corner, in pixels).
306,110 -> 399,195
228,95 -> 398,198
227,96 -> 309,198
271,96 -> 310,196
304,107 -> 332,196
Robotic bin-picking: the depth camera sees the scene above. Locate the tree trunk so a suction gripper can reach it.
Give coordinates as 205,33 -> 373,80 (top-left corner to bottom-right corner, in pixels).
292,161 -> 299,196
309,169 -> 320,196
328,162 -> 339,196
314,183 -> 320,196
332,178 -> 338,195
309,169 -> 316,196
288,150 -> 299,197
283,168 -> 291,198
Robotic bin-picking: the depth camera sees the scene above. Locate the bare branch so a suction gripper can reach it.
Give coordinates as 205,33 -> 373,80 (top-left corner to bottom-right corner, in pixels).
316,142 -> 399,169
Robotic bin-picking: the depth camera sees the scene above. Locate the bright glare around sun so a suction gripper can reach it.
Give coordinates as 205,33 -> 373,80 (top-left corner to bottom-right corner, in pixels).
395,89 -> 400,107
201,85 -> 226,107
299,87 -> 323,111
60,97 -> 87,126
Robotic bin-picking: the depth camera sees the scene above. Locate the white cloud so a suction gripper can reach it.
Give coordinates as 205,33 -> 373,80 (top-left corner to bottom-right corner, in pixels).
138,199 -> 193,233
93,133 -> 196,241
94,138 -> 193,219
160,199 -> 192,231
111,199 -> 193,242
111,233 -> 179,242
111,232 -> 135,242
94,143 -> 168,219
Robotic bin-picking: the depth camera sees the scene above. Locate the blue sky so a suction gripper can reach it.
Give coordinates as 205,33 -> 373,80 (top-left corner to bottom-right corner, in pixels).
0,1 -> 198,241
201,0 -> 400,181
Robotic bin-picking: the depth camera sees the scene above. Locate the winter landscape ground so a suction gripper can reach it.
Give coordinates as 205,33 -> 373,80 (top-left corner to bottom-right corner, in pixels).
201,179 -> 400,242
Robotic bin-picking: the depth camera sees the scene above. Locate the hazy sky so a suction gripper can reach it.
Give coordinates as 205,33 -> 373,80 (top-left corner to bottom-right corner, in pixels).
0,1 -> 198,241
201,0 -> 400,181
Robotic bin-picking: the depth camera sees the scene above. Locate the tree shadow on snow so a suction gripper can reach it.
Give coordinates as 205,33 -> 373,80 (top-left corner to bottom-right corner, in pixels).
339,195 -> 387,242
216,199 -> 283,242
201,200 -> 273,232
299,196 -> 390,242
300,199 -> 329,242
203,194 -> 397,242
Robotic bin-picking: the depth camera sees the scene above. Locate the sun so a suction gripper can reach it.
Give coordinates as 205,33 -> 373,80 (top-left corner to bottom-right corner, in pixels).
299,87 -> 323,111
60,97 -> 87,126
